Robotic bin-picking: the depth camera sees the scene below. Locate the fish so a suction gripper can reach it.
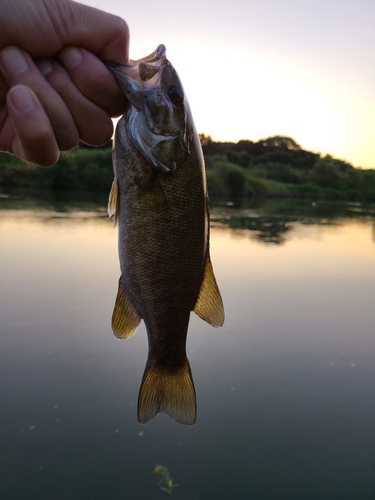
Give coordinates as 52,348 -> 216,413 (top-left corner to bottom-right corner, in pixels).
106,45 -> 224,425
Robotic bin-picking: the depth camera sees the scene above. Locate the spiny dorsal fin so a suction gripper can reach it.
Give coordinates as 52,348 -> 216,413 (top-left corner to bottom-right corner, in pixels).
112,277 -> 141,339
138,358 -> 196,425
193,253 -> 225,327
108,178 -> 119,227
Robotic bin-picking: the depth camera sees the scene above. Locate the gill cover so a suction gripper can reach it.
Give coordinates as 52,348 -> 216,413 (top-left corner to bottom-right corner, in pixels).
107,45 -> 191,173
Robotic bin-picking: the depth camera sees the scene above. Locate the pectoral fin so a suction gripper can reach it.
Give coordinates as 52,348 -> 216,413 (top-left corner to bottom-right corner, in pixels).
193,253 -> 225,327
112,277 -> 141,339
138,173 -> 168,210
108,178 -> 119,227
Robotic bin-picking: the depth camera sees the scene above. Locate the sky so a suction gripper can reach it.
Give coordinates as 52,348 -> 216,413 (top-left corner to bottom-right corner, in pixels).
83,0 -> 375,168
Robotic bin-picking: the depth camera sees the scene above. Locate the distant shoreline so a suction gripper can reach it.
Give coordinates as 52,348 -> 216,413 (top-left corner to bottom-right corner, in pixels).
1,135 -> 374,202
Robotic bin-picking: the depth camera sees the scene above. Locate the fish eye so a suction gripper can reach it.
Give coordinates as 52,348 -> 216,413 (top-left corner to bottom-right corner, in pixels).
168,85 -> 184,105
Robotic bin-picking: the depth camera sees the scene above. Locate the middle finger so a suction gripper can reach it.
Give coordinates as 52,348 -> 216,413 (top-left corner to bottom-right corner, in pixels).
59,46 -> 127,118
35,57 -> 114,146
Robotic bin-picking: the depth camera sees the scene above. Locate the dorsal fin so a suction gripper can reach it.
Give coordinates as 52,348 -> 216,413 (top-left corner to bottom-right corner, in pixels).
112,277 -> 141,339
193,253 -> 225,327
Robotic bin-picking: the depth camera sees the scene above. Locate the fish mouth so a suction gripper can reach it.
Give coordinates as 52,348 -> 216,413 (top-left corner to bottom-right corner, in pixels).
106,44 -> 166,70
106,44 -> 167,94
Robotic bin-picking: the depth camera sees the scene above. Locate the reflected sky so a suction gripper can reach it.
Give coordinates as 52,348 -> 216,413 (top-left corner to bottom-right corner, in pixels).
1,197 -> 375,499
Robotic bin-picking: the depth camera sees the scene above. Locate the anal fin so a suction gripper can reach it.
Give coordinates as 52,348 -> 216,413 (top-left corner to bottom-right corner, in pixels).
193,253 -> 225,327
112,277 -> 141,339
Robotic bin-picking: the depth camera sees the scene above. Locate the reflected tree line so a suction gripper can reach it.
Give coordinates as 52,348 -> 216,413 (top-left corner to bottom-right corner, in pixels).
212,214 -> 293,245
1,186 -> 375,246
211,199 -> 375,245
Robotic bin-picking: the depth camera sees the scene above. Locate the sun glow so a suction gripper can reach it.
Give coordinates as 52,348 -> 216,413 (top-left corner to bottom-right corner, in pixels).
87,0 -> 375,169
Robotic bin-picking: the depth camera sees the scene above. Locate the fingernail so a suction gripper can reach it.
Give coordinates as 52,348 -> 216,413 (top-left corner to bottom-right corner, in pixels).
8,85 -> 35,113
59,47 -> 82,70
36,59 -> 53,77
0,47 -> 28,77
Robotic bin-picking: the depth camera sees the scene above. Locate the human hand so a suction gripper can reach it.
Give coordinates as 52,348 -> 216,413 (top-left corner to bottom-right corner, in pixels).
0,0 -> 129,166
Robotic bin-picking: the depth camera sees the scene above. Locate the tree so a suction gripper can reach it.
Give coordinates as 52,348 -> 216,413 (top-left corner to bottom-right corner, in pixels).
198,133 -> 212,147
260,136 -> 301,151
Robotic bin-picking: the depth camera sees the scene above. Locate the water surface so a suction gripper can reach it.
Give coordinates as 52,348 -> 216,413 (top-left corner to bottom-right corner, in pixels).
1,193 -> 375,499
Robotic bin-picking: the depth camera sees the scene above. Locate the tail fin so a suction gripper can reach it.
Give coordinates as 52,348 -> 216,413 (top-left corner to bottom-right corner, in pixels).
137,358 -> 196,426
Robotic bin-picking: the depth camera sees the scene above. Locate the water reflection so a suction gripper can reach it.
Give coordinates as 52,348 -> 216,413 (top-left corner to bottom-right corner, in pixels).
210,198 -> 375,246
0,186 -> 109,212
212,213 -> 294,244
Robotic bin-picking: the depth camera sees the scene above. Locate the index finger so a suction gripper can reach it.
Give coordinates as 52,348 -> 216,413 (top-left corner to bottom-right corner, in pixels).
0,0 -> 130,64
54,1 -> 130,64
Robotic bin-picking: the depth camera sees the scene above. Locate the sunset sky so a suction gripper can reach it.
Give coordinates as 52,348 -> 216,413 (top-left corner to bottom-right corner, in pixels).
82,0 -> 375,168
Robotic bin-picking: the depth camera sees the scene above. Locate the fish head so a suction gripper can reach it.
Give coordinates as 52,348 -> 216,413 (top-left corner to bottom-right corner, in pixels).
107,45 -> 193,173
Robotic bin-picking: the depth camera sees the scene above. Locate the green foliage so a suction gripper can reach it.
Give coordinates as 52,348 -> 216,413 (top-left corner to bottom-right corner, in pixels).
202,136 -> 375,201
0,143 -> 113,192
153,465 -> 178,494
1,135 -> 375,202
212,161 -> 247,196
225,150 -> 251,168
260,136 -> 301,150
204,154 -> 227,170
206,169 -> 226,199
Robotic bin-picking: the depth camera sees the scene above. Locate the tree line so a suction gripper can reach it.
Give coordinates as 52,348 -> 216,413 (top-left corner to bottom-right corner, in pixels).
0,135 -> 374,201
201,135 -> 375,201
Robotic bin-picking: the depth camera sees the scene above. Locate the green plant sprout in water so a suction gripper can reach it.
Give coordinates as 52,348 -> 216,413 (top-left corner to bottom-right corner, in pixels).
153,465 -> 179,494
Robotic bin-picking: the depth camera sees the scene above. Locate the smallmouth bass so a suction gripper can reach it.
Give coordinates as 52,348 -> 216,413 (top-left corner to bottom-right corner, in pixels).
107,45 -> 224,425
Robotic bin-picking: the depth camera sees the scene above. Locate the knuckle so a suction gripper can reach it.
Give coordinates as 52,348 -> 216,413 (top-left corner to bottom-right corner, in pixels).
117,17 -> 130,39
110,16 -> 129,41
80,72 -> 107,97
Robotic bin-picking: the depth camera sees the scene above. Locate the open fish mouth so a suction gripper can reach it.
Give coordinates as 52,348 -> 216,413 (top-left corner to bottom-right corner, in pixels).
106,44 -> 167,89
